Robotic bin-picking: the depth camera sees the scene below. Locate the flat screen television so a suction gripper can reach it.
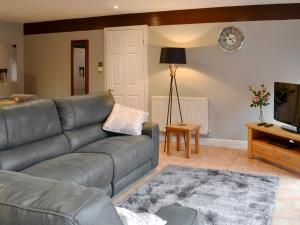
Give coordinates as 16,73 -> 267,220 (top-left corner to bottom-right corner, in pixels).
274,82 -> 300,133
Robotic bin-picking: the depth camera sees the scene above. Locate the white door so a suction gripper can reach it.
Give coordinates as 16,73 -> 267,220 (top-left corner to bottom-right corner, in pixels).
105,25 -> 148,111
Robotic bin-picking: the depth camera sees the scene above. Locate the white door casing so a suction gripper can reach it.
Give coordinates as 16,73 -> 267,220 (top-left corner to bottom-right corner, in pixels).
104,25 -> 148,111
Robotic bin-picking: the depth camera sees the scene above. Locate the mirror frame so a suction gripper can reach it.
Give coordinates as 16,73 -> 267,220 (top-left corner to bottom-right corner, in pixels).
71,40 -> 89,95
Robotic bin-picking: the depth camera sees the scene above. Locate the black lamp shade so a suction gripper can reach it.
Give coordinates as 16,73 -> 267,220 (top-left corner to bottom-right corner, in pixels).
160,47 -> 186,64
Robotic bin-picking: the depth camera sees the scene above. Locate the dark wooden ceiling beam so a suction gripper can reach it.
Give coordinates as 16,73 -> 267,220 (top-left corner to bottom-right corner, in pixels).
24,3 -> 300,35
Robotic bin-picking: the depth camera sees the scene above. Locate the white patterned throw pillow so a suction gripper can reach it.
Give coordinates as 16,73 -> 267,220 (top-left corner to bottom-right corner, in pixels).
115,207 -> 167,225
103,104 -> 149,136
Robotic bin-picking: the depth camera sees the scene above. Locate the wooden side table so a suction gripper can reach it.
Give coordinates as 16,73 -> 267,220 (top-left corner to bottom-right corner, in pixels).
166,123 -> 201,159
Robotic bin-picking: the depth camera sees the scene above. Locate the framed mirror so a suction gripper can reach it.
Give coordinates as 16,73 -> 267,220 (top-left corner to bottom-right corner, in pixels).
0,42 -> 17,84
71,40 -> 89,95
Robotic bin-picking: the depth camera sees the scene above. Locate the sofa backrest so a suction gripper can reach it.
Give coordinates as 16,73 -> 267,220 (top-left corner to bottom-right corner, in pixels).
54,92 -> 115,151
0,113 -> 7,150
0,100 -> 70,171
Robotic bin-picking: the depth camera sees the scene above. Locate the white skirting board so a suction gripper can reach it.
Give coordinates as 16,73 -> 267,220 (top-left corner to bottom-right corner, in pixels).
159,133 -> 247,150
200,138 -> 247,149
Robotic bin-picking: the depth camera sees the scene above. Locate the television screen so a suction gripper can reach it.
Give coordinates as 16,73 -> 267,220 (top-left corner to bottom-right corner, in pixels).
274,82 -> 300,127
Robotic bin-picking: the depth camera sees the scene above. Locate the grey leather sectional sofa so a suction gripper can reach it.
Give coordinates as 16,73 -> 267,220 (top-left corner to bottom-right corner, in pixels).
0,92 -> 198,225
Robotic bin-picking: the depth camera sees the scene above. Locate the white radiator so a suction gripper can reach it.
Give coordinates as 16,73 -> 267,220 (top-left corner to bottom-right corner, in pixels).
151,96 -> 209,135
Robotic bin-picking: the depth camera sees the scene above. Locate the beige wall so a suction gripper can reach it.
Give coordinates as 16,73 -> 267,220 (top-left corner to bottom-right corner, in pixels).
148,20 -> 300,140
0,21 -> 24,98
24,19 -> 300,140
24,30 -> 105,98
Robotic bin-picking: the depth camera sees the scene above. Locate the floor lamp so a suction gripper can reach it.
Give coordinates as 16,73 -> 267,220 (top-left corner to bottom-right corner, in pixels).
160,47 -> 186,152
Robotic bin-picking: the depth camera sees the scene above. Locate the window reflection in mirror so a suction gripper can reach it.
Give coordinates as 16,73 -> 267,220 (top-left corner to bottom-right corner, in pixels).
71,40 -> 89,95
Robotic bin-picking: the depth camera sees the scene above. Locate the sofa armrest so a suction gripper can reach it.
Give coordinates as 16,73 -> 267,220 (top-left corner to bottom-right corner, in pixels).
0,171 -> 124,225
156,205 -> 198,225
142,122 -> 160,168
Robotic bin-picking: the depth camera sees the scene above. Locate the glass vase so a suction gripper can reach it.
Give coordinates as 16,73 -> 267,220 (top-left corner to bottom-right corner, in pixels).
258,106 -> 265,124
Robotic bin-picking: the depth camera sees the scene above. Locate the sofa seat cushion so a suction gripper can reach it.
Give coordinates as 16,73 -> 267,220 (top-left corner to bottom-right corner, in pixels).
21,153 -> 113,189
77,135 -> 153,182
0,135 -> 70,172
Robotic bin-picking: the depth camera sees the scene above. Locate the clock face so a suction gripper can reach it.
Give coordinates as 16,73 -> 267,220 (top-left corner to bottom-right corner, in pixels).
218,27 -> 244,52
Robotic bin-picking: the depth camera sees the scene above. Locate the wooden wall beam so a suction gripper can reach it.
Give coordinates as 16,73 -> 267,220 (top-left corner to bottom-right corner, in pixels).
24,4 -> 300,35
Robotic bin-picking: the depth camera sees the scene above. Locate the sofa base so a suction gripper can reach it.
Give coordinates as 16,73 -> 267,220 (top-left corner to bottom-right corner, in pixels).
113,161 -> 152,196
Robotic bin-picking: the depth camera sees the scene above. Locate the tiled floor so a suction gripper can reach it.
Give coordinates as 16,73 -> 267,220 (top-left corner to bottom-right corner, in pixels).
113,143 -> 300,225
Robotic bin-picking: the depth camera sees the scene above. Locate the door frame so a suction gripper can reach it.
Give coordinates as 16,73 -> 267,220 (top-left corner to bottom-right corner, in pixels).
104,25 -> 148,111
71,40 -> 89,95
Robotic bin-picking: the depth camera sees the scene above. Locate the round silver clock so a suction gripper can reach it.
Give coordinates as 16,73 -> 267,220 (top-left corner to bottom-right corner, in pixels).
218,26 -> 244,52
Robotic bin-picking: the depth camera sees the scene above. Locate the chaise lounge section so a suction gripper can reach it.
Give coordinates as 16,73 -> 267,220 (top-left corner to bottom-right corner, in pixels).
0,170 -> 198,225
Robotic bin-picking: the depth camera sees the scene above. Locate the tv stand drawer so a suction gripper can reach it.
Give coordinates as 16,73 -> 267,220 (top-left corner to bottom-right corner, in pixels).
252,141 -> 274,157
275,149 -> 300,166
247,123 -> 300,173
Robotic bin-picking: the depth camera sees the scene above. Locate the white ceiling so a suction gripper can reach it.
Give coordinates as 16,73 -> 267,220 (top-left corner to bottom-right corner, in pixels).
0,0 -> 299,23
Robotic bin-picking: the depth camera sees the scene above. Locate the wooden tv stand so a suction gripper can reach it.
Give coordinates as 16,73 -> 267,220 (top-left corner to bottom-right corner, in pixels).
246,123 -> 300,173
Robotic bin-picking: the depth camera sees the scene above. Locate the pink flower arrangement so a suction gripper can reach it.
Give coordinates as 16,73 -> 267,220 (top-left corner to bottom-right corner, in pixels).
249,83 -> 271,108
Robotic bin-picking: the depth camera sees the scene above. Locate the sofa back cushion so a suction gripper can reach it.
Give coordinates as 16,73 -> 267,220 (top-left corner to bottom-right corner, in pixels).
54,92 -> 115,151
0,100 -> 70,171
0,100 -> 62,149
0,135 -> 70,171
54,92 -> 115,130
0,113 -> 7,150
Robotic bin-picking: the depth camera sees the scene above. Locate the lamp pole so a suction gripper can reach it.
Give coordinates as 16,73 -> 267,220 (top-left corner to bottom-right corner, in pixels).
163,64 -> 185,152
159,47 -> 186,152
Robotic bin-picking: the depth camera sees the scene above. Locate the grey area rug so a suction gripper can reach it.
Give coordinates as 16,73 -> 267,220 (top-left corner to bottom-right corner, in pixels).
119,165 -> 279,225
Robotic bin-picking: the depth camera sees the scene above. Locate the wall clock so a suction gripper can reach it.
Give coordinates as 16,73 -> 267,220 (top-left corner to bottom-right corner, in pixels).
218,26 -> 244,52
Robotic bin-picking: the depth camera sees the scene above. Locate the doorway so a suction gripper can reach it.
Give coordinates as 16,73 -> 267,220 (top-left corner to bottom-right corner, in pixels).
105,25 -> 148,111
71,40 -> 89,95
